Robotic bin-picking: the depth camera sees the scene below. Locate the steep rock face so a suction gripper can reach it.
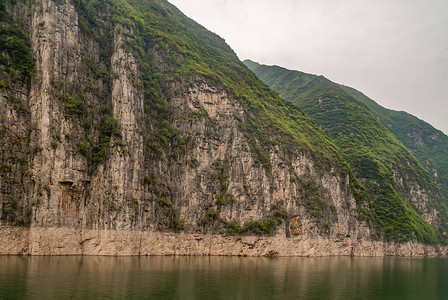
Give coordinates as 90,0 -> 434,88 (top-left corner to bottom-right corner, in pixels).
0,0 -> 372,247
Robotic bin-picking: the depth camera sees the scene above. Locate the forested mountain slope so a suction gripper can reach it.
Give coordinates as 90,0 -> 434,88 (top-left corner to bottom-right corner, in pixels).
340,85 -> 448,201
245,60 -> 448,243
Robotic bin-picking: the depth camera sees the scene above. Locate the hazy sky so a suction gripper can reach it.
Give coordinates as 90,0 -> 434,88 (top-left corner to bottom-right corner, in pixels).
169,0 -> 448,134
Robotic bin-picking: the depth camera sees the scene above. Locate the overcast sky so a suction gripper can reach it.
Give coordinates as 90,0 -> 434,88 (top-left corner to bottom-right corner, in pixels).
169,0 -> 448,134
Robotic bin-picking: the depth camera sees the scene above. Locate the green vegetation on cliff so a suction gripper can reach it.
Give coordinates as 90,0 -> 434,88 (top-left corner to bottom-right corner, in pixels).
67,0 -> 363,234
245,60 -> 448,243
72,0 -> 347,171
340,85 -> 448,201
0,0 -> 34,83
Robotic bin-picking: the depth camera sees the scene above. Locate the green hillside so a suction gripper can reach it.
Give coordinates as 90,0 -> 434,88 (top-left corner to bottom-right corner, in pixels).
245,60 -> 448,243
340,85 -> 448,201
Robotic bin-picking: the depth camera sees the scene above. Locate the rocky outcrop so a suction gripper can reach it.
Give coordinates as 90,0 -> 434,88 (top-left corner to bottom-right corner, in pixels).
1,226 -> 446,257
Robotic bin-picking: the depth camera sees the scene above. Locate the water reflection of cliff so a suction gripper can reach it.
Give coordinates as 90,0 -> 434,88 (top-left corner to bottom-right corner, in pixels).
0,256 -> 447,299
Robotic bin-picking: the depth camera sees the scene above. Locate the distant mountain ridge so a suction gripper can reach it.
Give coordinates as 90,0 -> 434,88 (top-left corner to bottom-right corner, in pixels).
244,59 -> 448,243
339,85 -> 448,201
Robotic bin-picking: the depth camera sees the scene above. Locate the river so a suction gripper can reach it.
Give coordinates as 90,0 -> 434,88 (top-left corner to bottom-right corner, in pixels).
1,256 -> 447,299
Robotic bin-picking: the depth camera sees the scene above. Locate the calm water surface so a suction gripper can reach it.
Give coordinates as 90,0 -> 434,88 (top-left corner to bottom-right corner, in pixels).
0,255 -> 447,299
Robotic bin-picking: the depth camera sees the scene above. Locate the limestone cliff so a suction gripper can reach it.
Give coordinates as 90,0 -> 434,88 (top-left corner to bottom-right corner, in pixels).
0,0 -> 446,256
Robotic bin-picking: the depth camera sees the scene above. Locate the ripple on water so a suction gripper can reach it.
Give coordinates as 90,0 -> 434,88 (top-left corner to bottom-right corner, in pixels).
0,256 -> 447,299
